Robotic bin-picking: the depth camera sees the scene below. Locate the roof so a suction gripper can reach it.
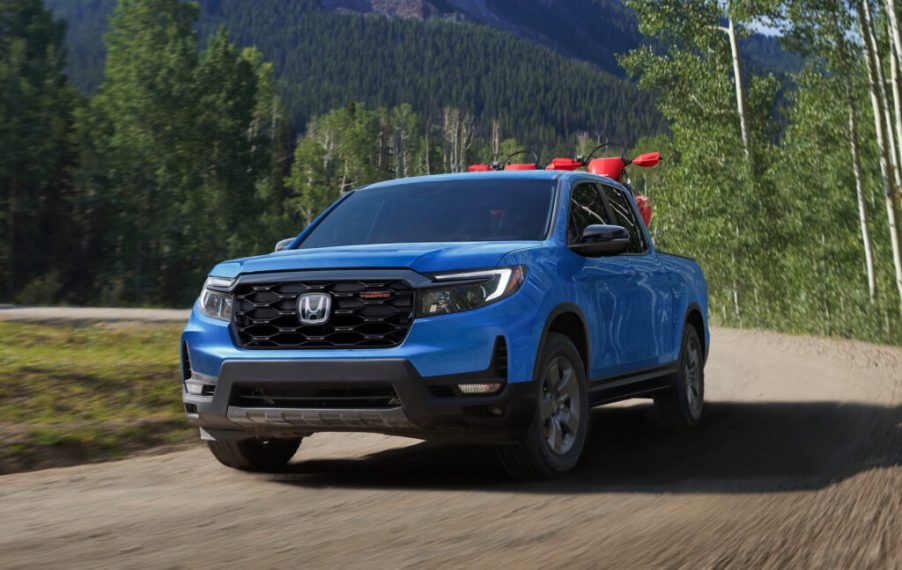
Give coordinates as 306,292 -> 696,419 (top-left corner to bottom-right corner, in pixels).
363,170 -> 566,190
361,170 -> 623,191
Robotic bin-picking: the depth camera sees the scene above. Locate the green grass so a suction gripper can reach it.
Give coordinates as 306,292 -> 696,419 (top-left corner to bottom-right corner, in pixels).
0,321 -> 196,474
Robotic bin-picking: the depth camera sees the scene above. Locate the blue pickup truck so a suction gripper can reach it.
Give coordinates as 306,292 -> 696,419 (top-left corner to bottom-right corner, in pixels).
181,170 -> 709,478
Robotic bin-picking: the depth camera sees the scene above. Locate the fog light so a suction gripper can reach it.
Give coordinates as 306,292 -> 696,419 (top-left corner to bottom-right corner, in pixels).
457,382 -> 503,395
185,371 -> 216,396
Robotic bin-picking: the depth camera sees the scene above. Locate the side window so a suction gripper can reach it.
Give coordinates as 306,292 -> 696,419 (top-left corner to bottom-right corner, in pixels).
568,184 -> 611,243
601,185 -> 647,254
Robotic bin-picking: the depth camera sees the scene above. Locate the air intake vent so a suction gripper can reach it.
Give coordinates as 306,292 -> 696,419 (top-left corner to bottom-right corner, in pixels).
231,383 -> 400,409
181,342 -> 191,381
493,337 -> 508,380
427,385 -> 456,398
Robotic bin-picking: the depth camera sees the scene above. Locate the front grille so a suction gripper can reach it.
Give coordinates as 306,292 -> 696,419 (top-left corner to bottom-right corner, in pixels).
233,280 -> 415,349
231,383 -> 400,409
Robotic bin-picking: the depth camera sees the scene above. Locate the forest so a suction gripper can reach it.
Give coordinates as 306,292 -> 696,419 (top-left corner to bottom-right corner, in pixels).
3,0 -> 902,346
43,0 -> 665,154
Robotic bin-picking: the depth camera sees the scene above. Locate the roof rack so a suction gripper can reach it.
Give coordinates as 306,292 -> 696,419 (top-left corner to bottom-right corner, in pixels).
468,150 -> 543,172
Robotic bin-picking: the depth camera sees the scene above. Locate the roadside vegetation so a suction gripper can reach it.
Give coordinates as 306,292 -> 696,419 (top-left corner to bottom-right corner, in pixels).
0,322 -> 192,474
621,0 -> 902,345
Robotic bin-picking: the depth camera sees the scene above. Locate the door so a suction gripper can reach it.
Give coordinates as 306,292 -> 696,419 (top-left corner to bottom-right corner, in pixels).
566,183 -> 637,378
599,184 -> 674,369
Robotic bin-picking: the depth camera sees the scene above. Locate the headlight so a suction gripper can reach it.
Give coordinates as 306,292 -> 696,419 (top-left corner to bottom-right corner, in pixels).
417,266 -> 526,317
198,276 -> 235,321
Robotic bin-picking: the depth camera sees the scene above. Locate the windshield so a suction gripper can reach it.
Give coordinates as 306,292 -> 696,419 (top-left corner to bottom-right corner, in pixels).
299,179 -> 555,249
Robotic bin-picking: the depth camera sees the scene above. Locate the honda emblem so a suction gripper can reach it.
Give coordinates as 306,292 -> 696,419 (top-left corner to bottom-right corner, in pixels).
298,292 -> 331,325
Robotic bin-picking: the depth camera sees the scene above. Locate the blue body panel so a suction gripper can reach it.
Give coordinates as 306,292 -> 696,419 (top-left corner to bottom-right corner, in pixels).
212,241 -> 541,276
184,171 -> 708,388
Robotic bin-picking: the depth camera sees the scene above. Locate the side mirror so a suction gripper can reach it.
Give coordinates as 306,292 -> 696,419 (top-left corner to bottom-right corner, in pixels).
274,238 -> 294,252
569,224 -> 630,257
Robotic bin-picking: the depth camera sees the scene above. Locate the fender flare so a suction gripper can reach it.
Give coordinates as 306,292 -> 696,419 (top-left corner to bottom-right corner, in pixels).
680,301 -> 707,363
532,303 -> 591,381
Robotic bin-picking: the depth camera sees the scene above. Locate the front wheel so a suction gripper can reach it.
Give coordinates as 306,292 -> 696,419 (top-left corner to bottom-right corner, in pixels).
207,437 -> 302,472
654,325 -> 704,426
497,333 -> 589,479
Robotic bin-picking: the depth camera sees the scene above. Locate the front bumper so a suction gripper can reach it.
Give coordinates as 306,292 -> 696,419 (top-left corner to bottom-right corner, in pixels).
184,358 -> 535,443
181,270 -> 549,442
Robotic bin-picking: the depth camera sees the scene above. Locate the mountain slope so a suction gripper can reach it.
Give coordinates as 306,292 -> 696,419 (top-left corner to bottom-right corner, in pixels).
45,0 -> 663,151
321,0 -> 643,77
316,0 -> 801,77
204,0 -> 662,146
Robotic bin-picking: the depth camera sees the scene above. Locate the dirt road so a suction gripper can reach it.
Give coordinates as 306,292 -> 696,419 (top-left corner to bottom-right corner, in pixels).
1,328 -> 899,569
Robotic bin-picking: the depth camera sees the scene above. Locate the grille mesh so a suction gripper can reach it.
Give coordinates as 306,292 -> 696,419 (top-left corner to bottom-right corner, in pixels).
233,280 -> 415,349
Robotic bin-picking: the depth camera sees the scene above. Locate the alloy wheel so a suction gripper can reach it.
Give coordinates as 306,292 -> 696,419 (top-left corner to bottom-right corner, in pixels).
540,356 -> 581,455
684,335 -> 703,419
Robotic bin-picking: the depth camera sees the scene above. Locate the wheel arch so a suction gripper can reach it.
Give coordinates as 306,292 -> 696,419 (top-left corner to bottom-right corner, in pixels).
533,303 -> 590,380
682,303 -> 707,363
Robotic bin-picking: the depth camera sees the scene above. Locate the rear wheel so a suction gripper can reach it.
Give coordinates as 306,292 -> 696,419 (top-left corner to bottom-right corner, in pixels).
207,437 -> 302,472
654,325 -> 704,426
498,333 -> 589,479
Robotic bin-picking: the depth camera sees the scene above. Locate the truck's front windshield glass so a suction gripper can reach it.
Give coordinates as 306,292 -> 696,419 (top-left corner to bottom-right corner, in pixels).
298,179 -> 555,249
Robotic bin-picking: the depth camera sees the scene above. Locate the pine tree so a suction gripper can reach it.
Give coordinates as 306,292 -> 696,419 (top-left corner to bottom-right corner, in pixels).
0,0 -> 78,302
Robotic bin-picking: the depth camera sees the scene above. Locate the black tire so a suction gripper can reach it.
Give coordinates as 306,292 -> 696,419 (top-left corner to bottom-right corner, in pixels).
654,324 -> 704,426
207,437 -> 302,472
498,333 -> 589,479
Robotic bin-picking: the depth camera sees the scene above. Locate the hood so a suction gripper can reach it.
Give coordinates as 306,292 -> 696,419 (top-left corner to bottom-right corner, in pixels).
209,242 -> 541,278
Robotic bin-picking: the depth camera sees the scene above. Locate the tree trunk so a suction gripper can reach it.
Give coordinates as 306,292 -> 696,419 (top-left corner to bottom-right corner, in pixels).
848,93 -> 878,302
5,176 -> 15,297
888,11 -> 902,186
857,0 -> 902,315
835,19 -> 877,302
726,18 -> 751,161
491,120 -> 501,160
888,0 -> 902,59
459,111 -> 475,172
885,0 -> 902,177
879,24 -> 902,194
864,0 -> 902,192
